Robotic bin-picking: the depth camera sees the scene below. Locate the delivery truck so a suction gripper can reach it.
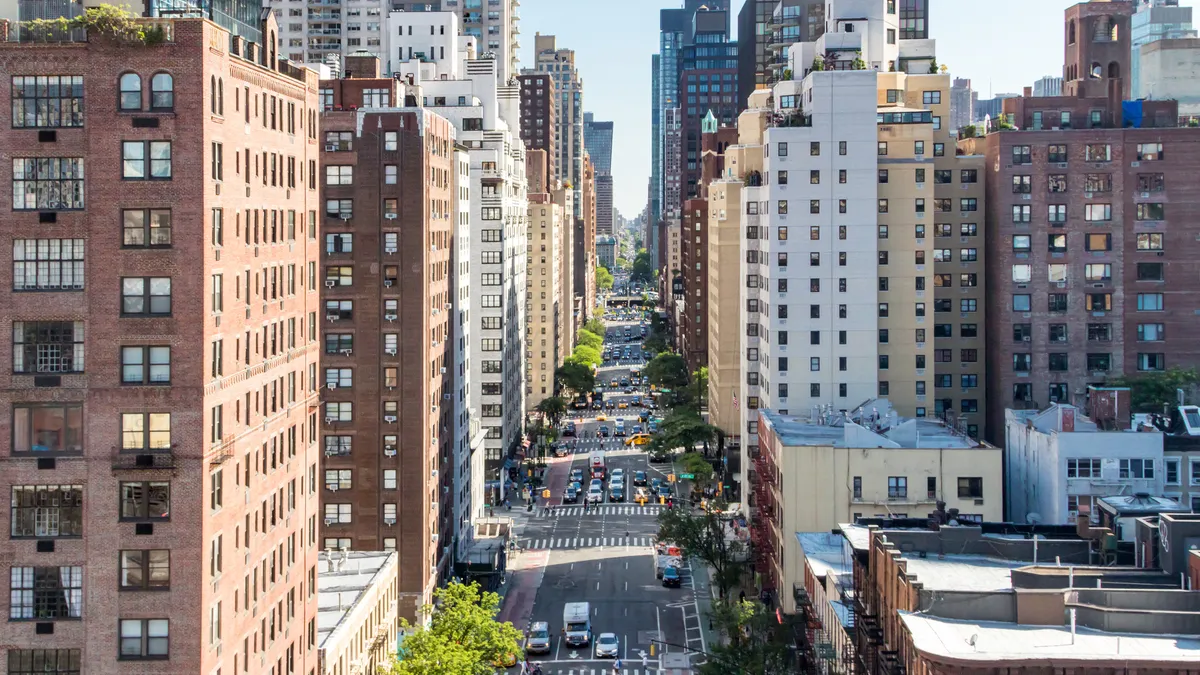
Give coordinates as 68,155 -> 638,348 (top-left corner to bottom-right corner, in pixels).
563,602 -> 591,647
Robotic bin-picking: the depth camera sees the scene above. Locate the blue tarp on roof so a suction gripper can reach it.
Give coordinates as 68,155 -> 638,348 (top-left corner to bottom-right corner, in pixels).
1123,100 -> 1143,128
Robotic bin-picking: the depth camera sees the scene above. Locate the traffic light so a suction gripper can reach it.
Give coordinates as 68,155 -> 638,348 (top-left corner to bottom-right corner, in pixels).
542,489 -> 551,499
667,473 -> 676,483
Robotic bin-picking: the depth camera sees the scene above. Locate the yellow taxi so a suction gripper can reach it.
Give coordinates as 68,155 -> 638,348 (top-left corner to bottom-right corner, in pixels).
626,433 -> 651,446
610,379 -> 619,387
618,401 -> 629,409
492,653 -> 519,668
596,414 -> 607,421
634,487 -> 650,505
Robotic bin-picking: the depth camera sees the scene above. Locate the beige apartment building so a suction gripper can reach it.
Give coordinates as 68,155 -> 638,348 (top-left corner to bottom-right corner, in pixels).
876,72 -> 988,440
316,551 -> 400,675
755,402 -> 1003,613
526,191 -> 568,409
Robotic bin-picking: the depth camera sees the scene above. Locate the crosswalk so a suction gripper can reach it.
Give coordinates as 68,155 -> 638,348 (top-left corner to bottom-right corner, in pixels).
522,535 -> 656,549
504,668 -> 656,675
553,505 -> 662,517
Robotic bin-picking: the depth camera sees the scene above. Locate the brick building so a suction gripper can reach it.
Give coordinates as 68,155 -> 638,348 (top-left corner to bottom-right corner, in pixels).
318,60 -> 455,614
963,94 -> 1200,443
519,73 -> 556,193
679,199 -> 708,368
0,15 -> 324,674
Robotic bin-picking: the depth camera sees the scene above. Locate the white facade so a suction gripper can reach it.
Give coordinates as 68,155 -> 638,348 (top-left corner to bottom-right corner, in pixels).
270,0 -> 386,67
1005,405 -> 1165,526
1132,0 -> 1196,96
1031,76 -> 1064,97
740,71 -> 880,456
385,11 -> 463,77
448,0 -> 521,81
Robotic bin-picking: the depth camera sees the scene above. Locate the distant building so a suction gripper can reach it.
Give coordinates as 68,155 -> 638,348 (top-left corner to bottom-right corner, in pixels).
1032,75 -> 1064,97
1136,38 -> 1200,117
973,93 -> 1019,122
1132,0 -> 1196,96
949,76 -> 974,130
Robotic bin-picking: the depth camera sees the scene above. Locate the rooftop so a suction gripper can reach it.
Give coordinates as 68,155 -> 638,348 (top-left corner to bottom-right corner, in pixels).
900,611 -> 1200,662
898,554 -> 1025,592
317,551 -> 397,649
1098,493 -> 1189,516
796,532 -> 852,580
762,400 -> 981,450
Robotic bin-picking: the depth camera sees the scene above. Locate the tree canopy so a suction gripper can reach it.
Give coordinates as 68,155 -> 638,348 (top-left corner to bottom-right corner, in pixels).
389,581 -> 524,675
631,248 -> 655,284
645,352 -> 690,391
1107,368 -> 1200,413
595,266 -> 614,292
555,361 -> 595,396
582,318 -> 606,336
699,599 -> 794,675
656,505 -> 745,599
535,396 -> 568,428
569,344 -> 602,369
576,329 -> 604,351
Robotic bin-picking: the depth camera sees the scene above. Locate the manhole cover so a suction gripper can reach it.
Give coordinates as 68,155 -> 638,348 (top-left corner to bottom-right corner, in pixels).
553,576 -> 577,590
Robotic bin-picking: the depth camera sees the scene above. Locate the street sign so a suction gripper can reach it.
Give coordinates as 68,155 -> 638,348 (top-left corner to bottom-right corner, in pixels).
679,473 -> 695,480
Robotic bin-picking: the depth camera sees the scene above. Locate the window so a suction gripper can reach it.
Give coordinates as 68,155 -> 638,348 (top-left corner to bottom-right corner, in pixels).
1165,458 -> 1180,485
1083,203 -> 1111,222
1138,173 -> 1165,192
122,141 -> 172,180
10,239 -> 83,291
1067,458 -> 1102,479
1085,173 -> 1111,192
1137,323 -> 1165,342
1012,205 -> 1030,223
11,321 -> 84,374
9,566 -> 83,620
1012,294 -> 1031,311
1138,353 -> 1165,371
10,485 -> 82,538
1087,353 -> 1111,371
12,76 -> 84,128
119,550 -> 170,590
12,403 -> 82,454
1011,145 -> 1031,165
1136,143 -> 1163,161
121,413 -> 171,451
777,142 -> 788,157
1137,293 -> 1164,311
1047,234 -> 1067,253
1084,144 -> 1110,162
121,278 -> 171,315
1085,233 -> 1111,251
1120,458 -> 1155,479
118,73 -> 141,110
122,209 -> 172,247
810,200 -> 820,214
878,169 -> 889,184
887,477 -> 907,500
1012,175 -> 1031,193
957,477 -> 983,499
1048,205 -> 1066,224
1048,174 -> 1067,192
6,649 -> 81,674
1136,203 -> 1164,221
12,158 -> 85,210
1136,262 -> 1164,281
922,91 -> 941,104
119,618 -> 169,659
119,481 -> 169,520
1045,143 -> 1066,163
324,503 -> 353,523
877,142 -> 888,156
960,248 -> 977,262
1086,293 -> 1112,312
1048,353 -> 1069,371
149,73 -> 173,110
325,165 -> 353,185
121,346 -> 171,384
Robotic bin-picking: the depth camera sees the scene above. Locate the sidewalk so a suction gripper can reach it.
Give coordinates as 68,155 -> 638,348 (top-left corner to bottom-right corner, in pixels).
690,559 -> 723,653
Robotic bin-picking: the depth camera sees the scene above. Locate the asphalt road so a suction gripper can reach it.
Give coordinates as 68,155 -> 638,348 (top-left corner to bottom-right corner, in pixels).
504,316 -> 706,675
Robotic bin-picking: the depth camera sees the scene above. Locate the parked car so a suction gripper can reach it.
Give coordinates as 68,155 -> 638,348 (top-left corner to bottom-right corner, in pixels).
662,566 -> 682,588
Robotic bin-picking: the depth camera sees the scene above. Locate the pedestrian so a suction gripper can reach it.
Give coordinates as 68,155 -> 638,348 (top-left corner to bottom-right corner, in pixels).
739,590 -> 746,604
613,658 -> 622,673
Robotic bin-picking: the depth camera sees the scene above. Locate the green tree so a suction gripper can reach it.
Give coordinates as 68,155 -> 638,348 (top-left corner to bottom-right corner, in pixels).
699,600 -> 794,675
656,505 -> 745,599
643,333 -> 668,355
615,257 -> 631,272
596,266 -> 615,292
390,581 -> 524,675
576,329 -> 604,351
1107,367 -> 1200,413
693,366 -> 709,411
582,318 -> 606,336
535,396 -> 568,428
631,248 -> 656,284
646,352 -> 690,391
570,344 -> 602,369
555,362 -> 595,397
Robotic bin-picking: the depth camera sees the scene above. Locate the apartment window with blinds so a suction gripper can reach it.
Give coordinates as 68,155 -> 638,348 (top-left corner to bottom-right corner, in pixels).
12,239 -> 84,291
12,321 -> 84,374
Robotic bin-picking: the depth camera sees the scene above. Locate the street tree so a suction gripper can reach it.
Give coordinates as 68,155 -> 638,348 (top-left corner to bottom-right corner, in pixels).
656,505 -> 745,599
570,344 -> 602,369
389,581 -> 524,675
582,318 -> 606,336
631,248 -> 655,284
555,362 -> 595,396
699,599 -> 793,675
576,329 -> 604,351
645,353 -> 690,391
596,265 -> 615,292
535,396 -> 568,428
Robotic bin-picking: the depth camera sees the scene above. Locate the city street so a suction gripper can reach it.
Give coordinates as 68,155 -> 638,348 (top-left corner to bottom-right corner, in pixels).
501,313 -> 708,675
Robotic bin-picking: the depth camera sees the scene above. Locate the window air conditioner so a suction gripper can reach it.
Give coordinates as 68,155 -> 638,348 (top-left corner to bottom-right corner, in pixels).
384,517 -> 396,525
430,501 -> 438,512
385,213 -> 397,220
384,280 -> 393,287
431,470 -> 438,479
324,518 -> 334,526
385,314 -> 398,321
385,348 -> 397,355
325,417 -> 335,424
328,485 -> 339,492
340,348 -> 352,355
385,246 -> 398,254
384,447 -> 397,457
326,314 -> 339,322
327,383 -> 338,390
325,280 -> 336,288
385,415 -> 398,423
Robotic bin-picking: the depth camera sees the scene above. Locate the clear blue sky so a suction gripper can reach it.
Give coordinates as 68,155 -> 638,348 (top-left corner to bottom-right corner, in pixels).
518,0 -> 1196,217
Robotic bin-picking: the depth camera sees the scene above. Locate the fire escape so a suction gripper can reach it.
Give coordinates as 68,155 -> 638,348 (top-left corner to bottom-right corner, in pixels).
852,573 -> 905,675
750,449 -> 779,594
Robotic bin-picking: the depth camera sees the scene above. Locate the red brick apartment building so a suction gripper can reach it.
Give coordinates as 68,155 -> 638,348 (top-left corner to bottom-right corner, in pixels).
0,15 -> 324,675
519,73 -> 557,192
318,57 -> 455,615
962,0 -> 1200,443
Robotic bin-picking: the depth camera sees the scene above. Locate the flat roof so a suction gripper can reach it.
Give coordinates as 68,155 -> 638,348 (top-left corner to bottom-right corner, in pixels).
317,551 -> 397,649
797,532 -> 852,580
763,410 -> 977,449
900,612 -> 1200,662
840,524 -> 872,551
899,554 -> 1025,592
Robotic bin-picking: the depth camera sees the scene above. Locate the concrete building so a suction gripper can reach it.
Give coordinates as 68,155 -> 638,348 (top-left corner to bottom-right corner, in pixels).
949,76 -> 974,131
736,0 -> 825,112
1132,0 -> 1195,98
755,403 -> 1003,609
0,14 -> 323,673
525,181 -> 568,410
388,0 -> 521,80
576,156 -> 597,324
519,73 -> 556,192
959,91 -> 1200,443
662,107 -> 683,224
843,521 -> 1200,675
529,34 -> 583,220
1136,38 -> 1200,117
392,12 -> 528,504
680,5 -> 738,203
1006,400 -> 1166,526
319,57 -> 456,610
316,551 -> 399,675
972,92 -> 1019,122
1032,75 -> 1064,97
596,234 -> 617,271
268,0 -> 385,67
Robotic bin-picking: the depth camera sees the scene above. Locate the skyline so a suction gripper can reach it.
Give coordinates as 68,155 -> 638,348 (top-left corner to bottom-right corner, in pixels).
518,0 -> 1197,218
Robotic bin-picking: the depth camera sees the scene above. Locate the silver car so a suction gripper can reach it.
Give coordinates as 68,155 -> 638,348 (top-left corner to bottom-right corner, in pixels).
594,632 -> 619,658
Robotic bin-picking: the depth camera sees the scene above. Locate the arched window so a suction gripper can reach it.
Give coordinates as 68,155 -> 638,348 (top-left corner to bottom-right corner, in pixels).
119,73 -> 142,111
1090,61 -> 1103,79
218,79 -> 224,115
1108,61 -> 1121,79
150,72 -> 174,111
210,75 -> 217,113
1068,19 -> 1076,45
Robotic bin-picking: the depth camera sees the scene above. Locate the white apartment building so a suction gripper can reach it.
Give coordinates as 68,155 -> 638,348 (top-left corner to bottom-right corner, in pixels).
443,0 -> 521,81
392,14 -> 527,504
1006,404 -> 1165,525
270,0 -> 386,66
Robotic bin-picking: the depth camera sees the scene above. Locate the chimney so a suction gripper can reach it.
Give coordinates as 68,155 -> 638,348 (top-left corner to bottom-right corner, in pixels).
0,19 -> 9,42
1023,86 -> 1032,97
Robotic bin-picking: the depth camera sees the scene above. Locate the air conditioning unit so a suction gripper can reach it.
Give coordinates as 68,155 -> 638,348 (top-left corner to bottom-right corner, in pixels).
340,348 -> 352,355
324,280 -> 336,288
1022,336 -> 1031,342
384,446 -> 397,457
431,469 -> 438,479
440,367 -> 447,374
324,144 -> 338,152
385,348 -> 397,355
384,517 -> 396,525
444,303 -> 452,309
431,533 -> 439,543
325,417 -> 335,424
339,212 -> 352,221
385,415 -> 398,423
385,247 -> 398,254
326,315 -> 339,322
385,314 -> 398,321
384,280 -> 393,287
324,518 -> 334,526
442,393 -> 451,400
430,501 -> 438,512
327,383 -> 338,390
328,485 -> 339,492
974,498 -> 984,506
385,213 -> 397,220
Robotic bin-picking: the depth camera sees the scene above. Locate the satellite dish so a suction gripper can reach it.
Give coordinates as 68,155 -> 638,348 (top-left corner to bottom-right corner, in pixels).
1026,512 -> 1043,525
